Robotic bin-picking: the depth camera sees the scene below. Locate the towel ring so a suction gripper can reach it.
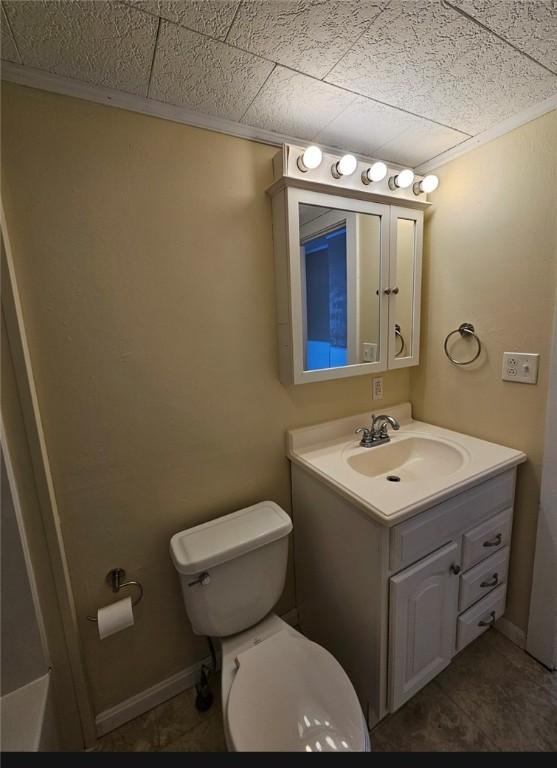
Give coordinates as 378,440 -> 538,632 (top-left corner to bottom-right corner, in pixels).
444,323 -> 482,366
395,324 -> 405,357
87,568 -> 144,622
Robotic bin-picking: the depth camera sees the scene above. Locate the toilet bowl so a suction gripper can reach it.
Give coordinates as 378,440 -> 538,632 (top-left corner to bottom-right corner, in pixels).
170,501 -> 369,752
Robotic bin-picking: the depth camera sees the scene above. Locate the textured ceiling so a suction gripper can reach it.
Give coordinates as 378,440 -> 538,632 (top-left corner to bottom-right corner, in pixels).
1,0 -> 556,168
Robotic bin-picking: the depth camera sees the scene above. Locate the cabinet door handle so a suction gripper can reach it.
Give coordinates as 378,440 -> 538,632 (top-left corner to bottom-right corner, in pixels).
450,563 -> 461,575
478,610 -> 496,627
480,573 -> 499,588
483,533 -> 502,548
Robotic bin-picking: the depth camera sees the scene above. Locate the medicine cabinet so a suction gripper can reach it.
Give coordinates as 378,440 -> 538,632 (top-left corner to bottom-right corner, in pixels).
269,185 -> 424,384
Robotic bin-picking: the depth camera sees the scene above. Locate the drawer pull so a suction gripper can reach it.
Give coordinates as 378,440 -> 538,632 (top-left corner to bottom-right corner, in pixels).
480,573 -> 499,588
483,533 -> 502,548
450,563 -> 461,575
478,610 -> 496,627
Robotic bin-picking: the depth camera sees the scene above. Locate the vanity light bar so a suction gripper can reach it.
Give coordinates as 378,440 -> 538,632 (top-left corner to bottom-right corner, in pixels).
295,145 -> 439,194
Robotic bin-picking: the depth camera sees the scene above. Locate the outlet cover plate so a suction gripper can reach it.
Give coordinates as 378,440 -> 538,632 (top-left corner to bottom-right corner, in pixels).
502,352 -> 539,384
372,377 -> 384,400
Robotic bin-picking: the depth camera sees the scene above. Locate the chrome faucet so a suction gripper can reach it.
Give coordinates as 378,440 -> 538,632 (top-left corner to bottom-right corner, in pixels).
355,414 -> 401,447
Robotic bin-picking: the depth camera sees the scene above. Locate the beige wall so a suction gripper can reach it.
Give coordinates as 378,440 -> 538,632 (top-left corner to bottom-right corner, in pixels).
412,109 -> 557,632
1,83 -> 410,713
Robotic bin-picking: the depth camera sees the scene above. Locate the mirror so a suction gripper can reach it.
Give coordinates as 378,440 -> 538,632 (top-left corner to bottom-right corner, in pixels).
299,203 -> 382,372
393,217 -> 416,361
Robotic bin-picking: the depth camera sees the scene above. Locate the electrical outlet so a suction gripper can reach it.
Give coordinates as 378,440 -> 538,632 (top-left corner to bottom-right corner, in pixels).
502,352 -> 539,384
372,377 -> 384,400
363,342 -> 377,362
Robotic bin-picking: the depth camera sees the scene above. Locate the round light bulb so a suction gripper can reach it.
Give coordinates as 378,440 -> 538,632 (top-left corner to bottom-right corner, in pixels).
369,161 -> 388,182
297,145 -> 322,172
421,174 -> 439,193
362,161 -> 388,185
332,153 -> 358,179
395,168 -> 415,189
337,154 -> 357,176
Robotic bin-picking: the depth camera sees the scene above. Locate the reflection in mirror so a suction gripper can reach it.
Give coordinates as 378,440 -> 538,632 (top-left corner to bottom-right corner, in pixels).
394,218 -> 415,359
299,204 -> 381,372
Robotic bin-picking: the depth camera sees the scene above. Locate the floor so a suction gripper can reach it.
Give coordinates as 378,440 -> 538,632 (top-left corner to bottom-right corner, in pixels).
93,629 -> 556,752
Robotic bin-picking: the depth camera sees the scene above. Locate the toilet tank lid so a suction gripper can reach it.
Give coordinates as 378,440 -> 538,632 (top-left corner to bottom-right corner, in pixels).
170,501 -> 292,575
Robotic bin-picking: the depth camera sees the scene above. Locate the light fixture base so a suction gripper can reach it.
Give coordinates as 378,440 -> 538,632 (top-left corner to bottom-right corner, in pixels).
331,162 -> 342,179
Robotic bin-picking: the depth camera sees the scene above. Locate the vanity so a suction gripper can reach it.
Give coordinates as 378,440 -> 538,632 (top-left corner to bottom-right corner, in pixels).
287,403 -> 526,727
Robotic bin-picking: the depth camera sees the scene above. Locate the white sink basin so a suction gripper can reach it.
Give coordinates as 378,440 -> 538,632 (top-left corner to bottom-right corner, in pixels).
287,403 -> 526,525
344,434 -> 467,481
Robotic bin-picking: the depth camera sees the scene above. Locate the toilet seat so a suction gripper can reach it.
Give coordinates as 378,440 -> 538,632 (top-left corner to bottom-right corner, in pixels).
225,630 -> 368,752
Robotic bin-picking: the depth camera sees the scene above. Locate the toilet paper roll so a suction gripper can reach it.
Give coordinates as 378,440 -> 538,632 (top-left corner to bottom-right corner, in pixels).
97,596 -> 134,639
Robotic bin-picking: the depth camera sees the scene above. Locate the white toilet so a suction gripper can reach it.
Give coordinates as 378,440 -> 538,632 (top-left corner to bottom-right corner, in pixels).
170,501 -> 370,752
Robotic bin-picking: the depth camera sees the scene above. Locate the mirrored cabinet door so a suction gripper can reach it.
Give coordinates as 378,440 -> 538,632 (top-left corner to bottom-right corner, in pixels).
270,187 -> 425,384
288,190 -> 390,383
388,207 -> 423,369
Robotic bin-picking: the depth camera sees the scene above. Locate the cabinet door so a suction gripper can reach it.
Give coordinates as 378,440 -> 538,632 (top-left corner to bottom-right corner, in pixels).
388,541 -> 459,711
387,207 -> 423,369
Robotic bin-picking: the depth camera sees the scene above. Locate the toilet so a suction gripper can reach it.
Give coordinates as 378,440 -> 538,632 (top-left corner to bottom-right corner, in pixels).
170,501 -> 370,752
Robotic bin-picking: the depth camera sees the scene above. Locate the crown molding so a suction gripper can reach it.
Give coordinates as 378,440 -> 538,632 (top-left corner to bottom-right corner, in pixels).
3,61 -> 555,177
416,93 -> 557,173
0,62 -> 409,170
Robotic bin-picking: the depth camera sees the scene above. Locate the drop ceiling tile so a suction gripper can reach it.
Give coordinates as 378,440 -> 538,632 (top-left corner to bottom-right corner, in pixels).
126,1 -> 240,41
149,21 -> 274,121
1,3 -> 20,63
242,66 -> 356,140
227,0 -> 388,79
315,96 -> 425,156
325,0 -> 557,135
452,0 -> 557,73
3,0 -> 158,95
375,120 -> 469,167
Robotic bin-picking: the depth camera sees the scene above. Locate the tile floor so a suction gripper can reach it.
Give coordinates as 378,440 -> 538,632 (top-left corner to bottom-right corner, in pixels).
93,629 -> 556,752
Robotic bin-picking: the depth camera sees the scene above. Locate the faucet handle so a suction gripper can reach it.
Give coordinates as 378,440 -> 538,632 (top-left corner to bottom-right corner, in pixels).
355,426 -> 374,446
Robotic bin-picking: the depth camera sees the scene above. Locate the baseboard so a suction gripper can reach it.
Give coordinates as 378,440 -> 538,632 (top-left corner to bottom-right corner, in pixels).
495,616 -> 526,649
94,607 -> 299,738
281,607 -> 299,627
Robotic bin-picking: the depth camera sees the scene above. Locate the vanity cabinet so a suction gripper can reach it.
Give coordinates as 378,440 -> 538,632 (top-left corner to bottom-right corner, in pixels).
268,185 -> 424,384
291,463 -> 517,726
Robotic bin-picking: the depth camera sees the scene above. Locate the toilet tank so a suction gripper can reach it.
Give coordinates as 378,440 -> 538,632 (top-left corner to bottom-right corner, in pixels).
170,502 -> 292,637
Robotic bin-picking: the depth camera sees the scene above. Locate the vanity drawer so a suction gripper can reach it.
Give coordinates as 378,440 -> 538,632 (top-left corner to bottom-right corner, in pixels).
461,508 -> 512,570
459,547 -> 509,612
390,470 -> 515,572
456,584 -> 507,652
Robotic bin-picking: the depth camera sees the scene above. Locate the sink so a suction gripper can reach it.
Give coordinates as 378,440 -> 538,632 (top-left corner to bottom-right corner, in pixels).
344,435 -> 467,482
287,403 -> 526,524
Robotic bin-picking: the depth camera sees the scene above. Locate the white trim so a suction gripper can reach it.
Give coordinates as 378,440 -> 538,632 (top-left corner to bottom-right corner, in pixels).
495,617 -> 526,650
0,420 -> 50,667
526,299 -> 557,670
1,204 -> 96,747
94,608 -> 299,738
1,62 -> 406,170
94,655 -> 213,737
3,62 -> 556,177
417,94 -> 557,173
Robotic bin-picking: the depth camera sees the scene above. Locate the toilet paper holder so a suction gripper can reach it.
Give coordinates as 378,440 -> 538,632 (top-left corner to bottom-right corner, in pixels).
86,568 -> 144,622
